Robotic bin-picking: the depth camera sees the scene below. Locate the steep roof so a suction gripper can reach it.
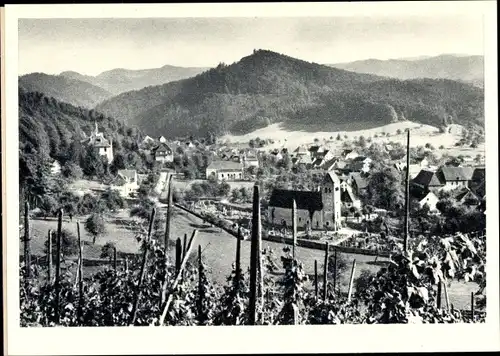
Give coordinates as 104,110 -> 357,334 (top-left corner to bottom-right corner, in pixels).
471,167 -> 485,183
341,188 -> 358,204
438,166 -> 474,182
325,171 -> 341,184
350,172 -> 369,190
453,186 -> 479,202
152,142 -> 172,153
207,160 -> 243,171
269,189 -> 323,211
118,169 -> 137,181
412,169 -> 442,187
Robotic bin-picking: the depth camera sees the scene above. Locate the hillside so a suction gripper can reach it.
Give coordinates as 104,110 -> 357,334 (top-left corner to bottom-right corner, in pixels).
19,89 -> 145,189
95,49 -> 484,139
60,64 -> 208,95
329,54 -> 484,87
19,73 -> 113,108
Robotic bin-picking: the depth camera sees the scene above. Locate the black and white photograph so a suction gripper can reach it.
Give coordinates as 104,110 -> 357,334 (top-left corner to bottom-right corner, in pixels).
3,2 -> 499,355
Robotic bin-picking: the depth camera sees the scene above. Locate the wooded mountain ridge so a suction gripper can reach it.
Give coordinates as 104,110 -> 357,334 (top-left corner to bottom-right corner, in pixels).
329,54 -> 484,88
94,50 -> 484,139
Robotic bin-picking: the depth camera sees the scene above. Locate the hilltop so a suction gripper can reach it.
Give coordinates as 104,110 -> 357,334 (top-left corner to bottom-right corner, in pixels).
60,64 -> 208,95
329,54 -> 484,87
19,73 -> 114,109
94,49 -> 484,139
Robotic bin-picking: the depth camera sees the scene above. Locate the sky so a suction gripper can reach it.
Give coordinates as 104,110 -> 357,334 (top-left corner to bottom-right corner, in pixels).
18,16 -> 484,76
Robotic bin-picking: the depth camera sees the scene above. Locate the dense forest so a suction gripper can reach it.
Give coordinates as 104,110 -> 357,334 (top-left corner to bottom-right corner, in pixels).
19,90 -> 149,205
19,73 -> 114,108
95,49 -> 484,138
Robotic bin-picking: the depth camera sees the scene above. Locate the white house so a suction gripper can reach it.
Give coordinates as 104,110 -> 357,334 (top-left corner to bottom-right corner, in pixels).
151,142 -> 174,163
436,166 -> 474,191
206,161 -> 244,181
417,191 -> 439,212
50,160 -> 62,176
110,169 -> 140,197
158,136 -> 167,143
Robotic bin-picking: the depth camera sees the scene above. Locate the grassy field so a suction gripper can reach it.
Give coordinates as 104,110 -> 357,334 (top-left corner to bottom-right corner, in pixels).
221,121 -> 485,159
172,179 -> 255,192
25,205 -> 478,309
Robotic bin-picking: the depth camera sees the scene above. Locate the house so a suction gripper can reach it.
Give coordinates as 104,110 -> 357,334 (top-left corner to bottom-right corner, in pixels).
414,190 -> 439,212
293,146 -> 310,158
50,160 -> 62,176
412,169 -> 443,191
185,141 -> 195,148
341,187 -> 362,210
242,151 -> 259,168
268,172 -> 342,231
469,167 -> 485,196
453,186 -> 480,205
81,122 -> 114,163
270,150 -> 283,161
341,149 -> 359,160
348,156 -> 372,173
350,172 -> 369,195
151,142 -> 174,163
158,136 -> 167,143
206,161 -> 244,181
436,166 -> 474,191
110,169 -> 139,197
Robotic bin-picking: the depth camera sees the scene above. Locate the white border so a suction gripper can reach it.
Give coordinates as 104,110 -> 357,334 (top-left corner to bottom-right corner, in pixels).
4,2 -> 499,355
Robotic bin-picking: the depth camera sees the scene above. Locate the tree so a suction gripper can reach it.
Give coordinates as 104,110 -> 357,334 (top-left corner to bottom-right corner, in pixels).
44,228 -> 79,259
100,241 -> 116,261
231,188 -> 242,202
77,193 -> 105,215
366,167 -> 404,211
82,147 -> 104,178
85,213 -> 107,244
61,162 -> 83,180
101,188 -> 126,211
336,133 -> 342,141
39,195 -> 58,219
130,198 -> 156,221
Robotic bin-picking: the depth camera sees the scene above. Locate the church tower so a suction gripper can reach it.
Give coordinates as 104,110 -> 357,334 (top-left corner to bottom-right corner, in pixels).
321,172 -> 342,231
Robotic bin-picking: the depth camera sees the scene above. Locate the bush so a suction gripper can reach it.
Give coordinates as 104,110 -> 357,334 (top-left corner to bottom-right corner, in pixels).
85,213 -> 107,244
44,229 -> 79,258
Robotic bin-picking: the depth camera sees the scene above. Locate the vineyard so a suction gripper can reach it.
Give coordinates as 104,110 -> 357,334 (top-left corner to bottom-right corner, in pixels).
19,182 -> 486,327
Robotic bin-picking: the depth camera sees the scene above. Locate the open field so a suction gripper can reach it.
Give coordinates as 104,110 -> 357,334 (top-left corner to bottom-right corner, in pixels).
26,205 -> 478,309
221,121 -> 485,158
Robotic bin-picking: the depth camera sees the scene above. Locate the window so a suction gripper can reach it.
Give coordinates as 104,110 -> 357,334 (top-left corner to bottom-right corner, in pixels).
298,217 -> 302,222
326,221 -> 330,226
316,221 -> 319,227
335,187 -> 339,191
104,148 -> 107,152
325,187 -> 328,193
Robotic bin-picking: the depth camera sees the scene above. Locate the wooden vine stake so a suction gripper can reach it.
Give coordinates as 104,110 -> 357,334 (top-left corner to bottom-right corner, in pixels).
175,238 -> 182,275
323,242 -> 329,301
24,202 -> 31,279
443,280 -> 450,312
197,245 -> 204,325
76,221 -> 84,323
347,259 -> 357,303
129,207 -> 156,326
54,208 -> 63,324
113,246 -> 117,271
159,229 -> 198,325
403,129 -> 410,252
314,260 -> 318,300
249,184 -> 261,325
164,174 -> 173,254
333,249 -> 338,297
183,233 -> 188,260
436,280 -> 442,309
235,227 -> 242,290
47,230 -> 52,284
470,292 -> 475,322
292,200 -> 297,260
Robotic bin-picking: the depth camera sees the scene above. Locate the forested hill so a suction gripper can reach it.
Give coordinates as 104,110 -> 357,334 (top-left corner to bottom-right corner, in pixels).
60,65 -> 208,95
329,55 -> 484,88
19,90 -> 146,190
95,49 -> 484,139
19,73 -> 114,108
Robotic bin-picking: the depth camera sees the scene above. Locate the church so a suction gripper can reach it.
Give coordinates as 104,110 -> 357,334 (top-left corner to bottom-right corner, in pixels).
81,122 -> 114,163
267,172 -> 342,231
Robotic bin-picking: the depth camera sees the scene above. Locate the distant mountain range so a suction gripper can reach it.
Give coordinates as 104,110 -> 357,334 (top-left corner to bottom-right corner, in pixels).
19,73 -> 114,108
328,54 -> 484,88
60,64 -> 208,95
94,49 -> 483,138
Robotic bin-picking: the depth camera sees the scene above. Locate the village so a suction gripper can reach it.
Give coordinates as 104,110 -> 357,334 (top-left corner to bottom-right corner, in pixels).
39,120 -> 486,257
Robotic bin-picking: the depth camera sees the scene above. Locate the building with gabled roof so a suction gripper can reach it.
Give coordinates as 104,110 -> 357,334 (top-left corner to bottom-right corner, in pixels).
151,142 -> 173,163
412,169 -> 443,190
436,166 -> 474,191
267,172 -> 342,231
206,161 -> 243,181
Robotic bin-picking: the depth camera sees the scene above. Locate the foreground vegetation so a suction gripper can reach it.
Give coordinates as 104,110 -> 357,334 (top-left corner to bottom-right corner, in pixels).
20,184 -> 486,327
